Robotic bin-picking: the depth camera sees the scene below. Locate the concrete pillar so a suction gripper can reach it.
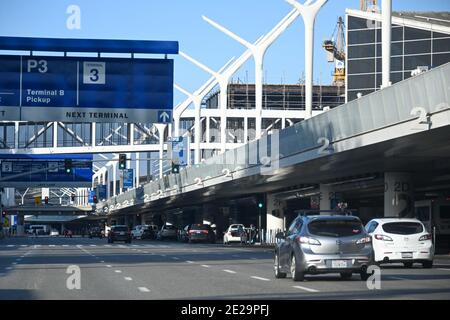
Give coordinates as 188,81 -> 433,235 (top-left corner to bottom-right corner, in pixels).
266,193 -> 285,242
384,172 -> 414,217
319,184 -> 332,211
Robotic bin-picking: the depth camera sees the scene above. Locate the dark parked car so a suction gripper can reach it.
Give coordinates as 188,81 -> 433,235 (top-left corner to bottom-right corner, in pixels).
187,224 -> 216,243
107,225 -> 132,244
274,215 -> 373,281
141,225 -> 159,240
89,227 -> 104,239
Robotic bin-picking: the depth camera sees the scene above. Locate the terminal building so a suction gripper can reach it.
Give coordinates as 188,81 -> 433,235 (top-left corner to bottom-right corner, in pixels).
2,5 -> 450,251
346,10 -> 450,101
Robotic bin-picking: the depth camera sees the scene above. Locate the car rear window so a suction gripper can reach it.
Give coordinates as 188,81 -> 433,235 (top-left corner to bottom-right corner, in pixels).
113,226 -> 128,232
190,224 -> 210,231
308,219 -> 363,237
382,222 -> 423,235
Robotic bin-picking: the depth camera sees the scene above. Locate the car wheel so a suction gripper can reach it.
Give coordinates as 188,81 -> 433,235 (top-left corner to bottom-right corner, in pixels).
274,252 -> 286,279
340,272 -> 353,280
290,254 -> 304,281
403,262 -> 414,268
360,267 -> 371,281
422,260 -> 433,269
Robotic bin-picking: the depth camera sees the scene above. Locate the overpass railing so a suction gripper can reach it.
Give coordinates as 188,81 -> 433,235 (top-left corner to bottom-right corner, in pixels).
96,62 -> 450,215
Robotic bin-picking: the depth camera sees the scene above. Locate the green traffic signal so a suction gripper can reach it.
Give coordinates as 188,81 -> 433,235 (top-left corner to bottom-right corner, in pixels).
258,203 -> 263,208
64,159 -> 72,174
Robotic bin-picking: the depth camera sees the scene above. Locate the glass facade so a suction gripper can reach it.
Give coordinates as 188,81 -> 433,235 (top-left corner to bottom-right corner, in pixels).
347,15 -> 450,102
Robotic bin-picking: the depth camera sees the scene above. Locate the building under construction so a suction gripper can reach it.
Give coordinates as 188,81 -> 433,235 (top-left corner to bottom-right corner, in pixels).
205,83 -> 345,111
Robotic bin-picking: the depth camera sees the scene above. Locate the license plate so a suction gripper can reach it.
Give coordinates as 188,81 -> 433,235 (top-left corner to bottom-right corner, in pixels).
332,260 -> 348,268
402,252 -> 413,259
120,232 -> 125,235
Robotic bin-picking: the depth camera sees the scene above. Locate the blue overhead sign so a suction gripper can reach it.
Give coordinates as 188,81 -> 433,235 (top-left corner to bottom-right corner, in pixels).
0,55 -> 174,123
0,154 -> 92,188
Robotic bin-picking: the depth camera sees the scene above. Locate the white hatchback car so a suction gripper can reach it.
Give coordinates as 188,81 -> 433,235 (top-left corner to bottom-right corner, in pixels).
365,218 -> 434,268
223,224 -> 247,244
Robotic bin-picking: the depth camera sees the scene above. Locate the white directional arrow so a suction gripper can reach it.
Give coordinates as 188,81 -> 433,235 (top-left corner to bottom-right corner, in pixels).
159,111 -> 170,122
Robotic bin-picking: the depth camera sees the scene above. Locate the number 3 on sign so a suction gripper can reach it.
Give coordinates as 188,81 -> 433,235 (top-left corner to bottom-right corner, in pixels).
83,62 -> 106,84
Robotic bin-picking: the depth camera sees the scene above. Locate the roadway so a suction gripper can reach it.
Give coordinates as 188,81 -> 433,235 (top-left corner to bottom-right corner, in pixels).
1,236 -> 450,300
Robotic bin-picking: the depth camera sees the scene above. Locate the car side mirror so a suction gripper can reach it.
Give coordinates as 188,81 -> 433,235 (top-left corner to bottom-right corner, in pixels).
275,231 -> 286,240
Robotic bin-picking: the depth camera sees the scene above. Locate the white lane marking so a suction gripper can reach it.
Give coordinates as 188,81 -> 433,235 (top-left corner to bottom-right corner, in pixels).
251,257 -> 258,260
100,261 -> 105,263
438,268 -> 450,271
6,267 -> 12,270
186,260 -> 195,264
138,287 -> 150,292
104,245 -> 111,247
7,245 -> 14,247
293,285 -> 319,293
49,245 -> 55,247
20,245 -> 27,247
90,245 -> 97,247
106,265 -> 112,268
172,257 -> 180,260
132,245 -> 139,247
12,262 -> 17,265
115,270 -> 122,273
250,276 -> 270,281
62,245 -> 69,247
389,276 -> 409,281
161,254 -> 166,257
201,264 -> 210,268
124,277 -> 132,281
223,269 -> 236,274
20,256 -> 24,258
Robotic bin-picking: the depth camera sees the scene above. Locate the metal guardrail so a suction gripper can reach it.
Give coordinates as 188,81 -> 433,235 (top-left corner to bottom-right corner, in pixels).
97,62 -> 450,214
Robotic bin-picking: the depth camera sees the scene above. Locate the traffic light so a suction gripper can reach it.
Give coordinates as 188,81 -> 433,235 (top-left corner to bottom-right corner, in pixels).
44,196 -> 49,204
171,162 -> 180,174
71,194 -> 75,202
64,158 -> 72,174
93,195 -> 98,204
256,194 -> 265,209
119,154 -> 126,170
1,210 -> 6,218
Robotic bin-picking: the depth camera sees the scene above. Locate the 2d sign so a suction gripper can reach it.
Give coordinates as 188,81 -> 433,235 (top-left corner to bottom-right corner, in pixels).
0,55 -> 174,123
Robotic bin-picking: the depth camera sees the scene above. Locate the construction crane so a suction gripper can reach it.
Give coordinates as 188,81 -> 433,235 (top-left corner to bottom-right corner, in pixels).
323,17 -> 346,86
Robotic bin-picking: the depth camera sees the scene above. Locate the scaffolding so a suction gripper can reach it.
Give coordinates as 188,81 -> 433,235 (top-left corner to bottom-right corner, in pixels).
206,83 -> 345,111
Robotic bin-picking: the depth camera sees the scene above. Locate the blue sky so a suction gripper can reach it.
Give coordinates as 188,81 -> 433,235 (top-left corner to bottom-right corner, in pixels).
1,0 -> 449,105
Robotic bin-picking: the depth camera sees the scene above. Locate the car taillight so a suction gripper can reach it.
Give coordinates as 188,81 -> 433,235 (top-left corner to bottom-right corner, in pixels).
374,234 -> 393,241
419,234 -> 432,241
202,230 -> 208,234
297,236 -> 321,245
356,236 -> 371,244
